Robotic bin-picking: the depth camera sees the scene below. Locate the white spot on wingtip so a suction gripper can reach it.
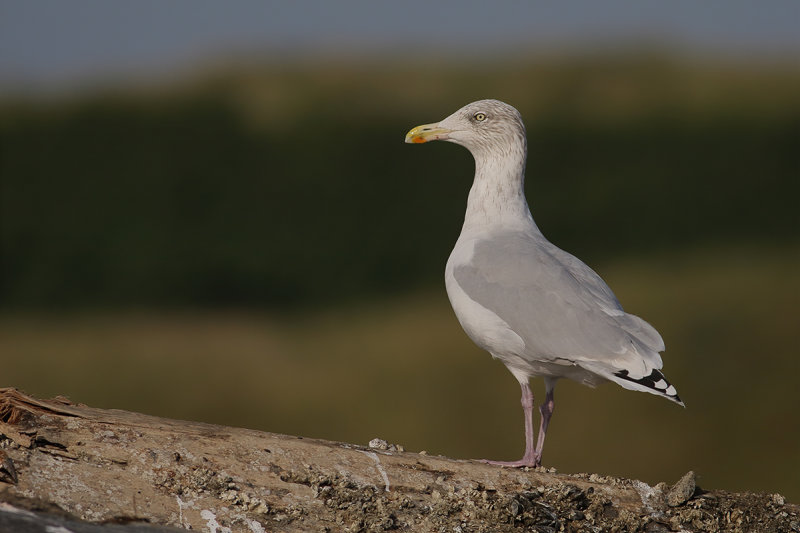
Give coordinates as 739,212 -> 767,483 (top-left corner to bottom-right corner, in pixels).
665,385 -> 677,396
654,379 -> 668,389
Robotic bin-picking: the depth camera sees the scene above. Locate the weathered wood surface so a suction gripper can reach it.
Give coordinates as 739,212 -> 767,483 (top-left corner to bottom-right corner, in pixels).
0,388 -> 796,532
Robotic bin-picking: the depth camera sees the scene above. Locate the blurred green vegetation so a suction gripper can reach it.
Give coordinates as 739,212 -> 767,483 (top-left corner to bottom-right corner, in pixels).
1,55 -> 799,501
2,55 -> 798,309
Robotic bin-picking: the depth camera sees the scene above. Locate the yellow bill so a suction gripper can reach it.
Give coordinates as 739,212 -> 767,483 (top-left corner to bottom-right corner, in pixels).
405,123 -> 453,144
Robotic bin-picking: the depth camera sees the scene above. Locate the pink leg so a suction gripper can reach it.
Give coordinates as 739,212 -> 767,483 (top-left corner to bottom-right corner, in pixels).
533,379 -> 556,465
482,381 -> 540,467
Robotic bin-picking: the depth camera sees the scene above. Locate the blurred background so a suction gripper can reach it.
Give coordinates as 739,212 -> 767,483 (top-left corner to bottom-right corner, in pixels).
1,0 -> 799,501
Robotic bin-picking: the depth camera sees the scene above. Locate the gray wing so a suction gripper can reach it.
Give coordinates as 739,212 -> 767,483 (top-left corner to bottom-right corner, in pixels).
453,231 -> 664,373
546,244 -> 665,353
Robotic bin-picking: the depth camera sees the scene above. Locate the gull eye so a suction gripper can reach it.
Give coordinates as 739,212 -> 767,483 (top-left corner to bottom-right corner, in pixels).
473,112 -> 487,122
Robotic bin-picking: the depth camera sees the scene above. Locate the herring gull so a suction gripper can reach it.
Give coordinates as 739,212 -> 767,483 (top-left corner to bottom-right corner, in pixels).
405,99 -> 683,468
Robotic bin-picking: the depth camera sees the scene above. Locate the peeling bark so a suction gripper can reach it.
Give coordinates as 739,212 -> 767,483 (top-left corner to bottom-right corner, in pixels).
0,388 -> 796,532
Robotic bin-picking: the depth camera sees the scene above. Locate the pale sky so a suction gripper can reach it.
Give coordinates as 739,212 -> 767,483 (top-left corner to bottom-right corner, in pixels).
1,0 -> 799,90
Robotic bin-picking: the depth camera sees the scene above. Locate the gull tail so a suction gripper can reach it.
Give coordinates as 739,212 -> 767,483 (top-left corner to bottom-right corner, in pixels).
611,368 -> 684,407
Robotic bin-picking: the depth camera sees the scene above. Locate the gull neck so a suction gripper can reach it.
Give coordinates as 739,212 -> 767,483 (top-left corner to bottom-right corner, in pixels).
461,141 -> 538,234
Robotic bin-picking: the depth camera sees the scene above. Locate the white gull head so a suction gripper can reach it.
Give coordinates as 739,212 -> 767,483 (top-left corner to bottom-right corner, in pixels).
406,99 -> 532,231
405,99 -> 526,159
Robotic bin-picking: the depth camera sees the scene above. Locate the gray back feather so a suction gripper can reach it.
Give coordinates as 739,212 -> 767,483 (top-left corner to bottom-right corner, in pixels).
453,230 -> 664,374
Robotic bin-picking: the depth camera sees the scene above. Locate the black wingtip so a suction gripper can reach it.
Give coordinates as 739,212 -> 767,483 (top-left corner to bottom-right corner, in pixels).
614,368 -> 683,405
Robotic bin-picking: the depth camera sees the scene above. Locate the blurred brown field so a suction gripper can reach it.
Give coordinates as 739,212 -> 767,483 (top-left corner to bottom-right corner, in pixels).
3,244 -> 798,500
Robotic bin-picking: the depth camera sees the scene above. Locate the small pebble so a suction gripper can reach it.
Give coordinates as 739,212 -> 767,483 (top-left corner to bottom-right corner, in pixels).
667,471 -> 696,507
368,438 -> 389,450
772,493 -> 785,506
368,437 -> 404,452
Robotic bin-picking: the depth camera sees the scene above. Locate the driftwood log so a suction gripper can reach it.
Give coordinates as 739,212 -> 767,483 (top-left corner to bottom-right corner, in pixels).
0,388 -> 796,532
